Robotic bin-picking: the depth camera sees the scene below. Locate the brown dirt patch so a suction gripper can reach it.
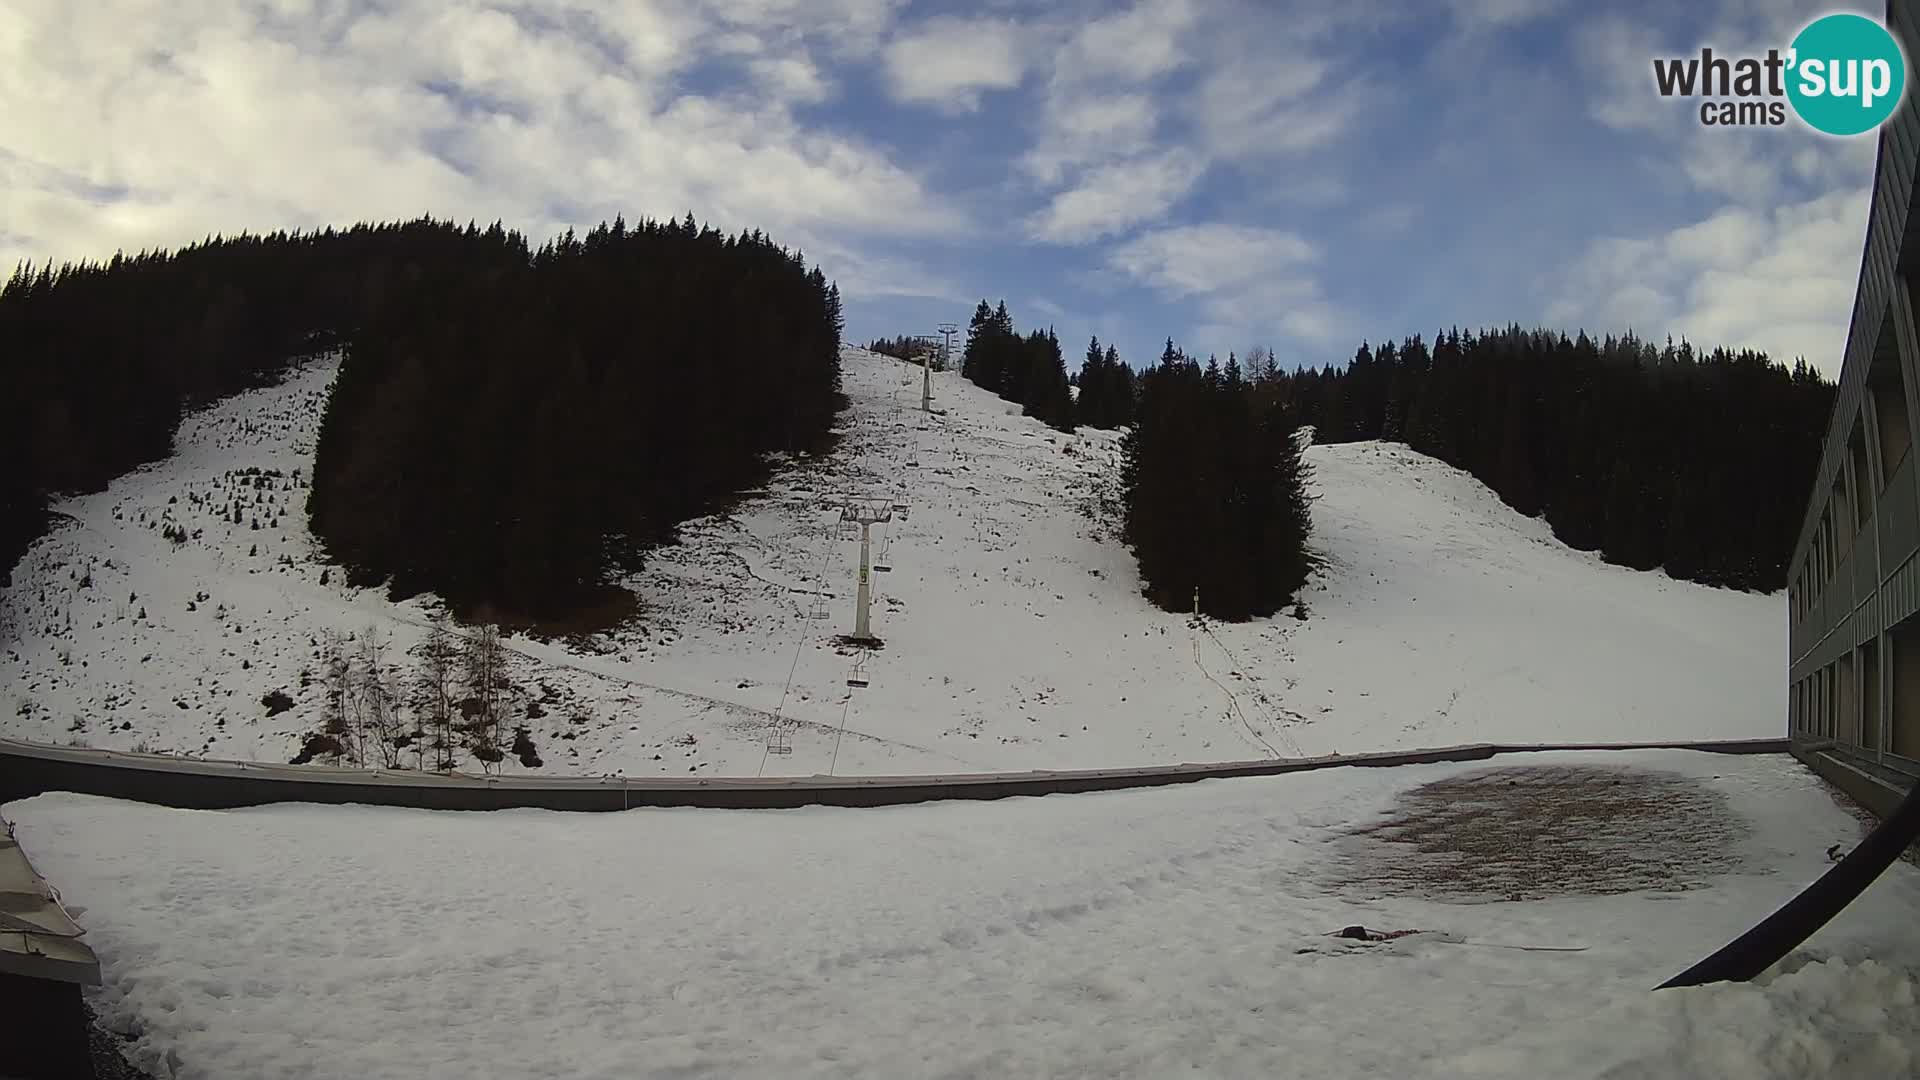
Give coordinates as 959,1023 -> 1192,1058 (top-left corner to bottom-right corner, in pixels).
1325,764 -> 1749,902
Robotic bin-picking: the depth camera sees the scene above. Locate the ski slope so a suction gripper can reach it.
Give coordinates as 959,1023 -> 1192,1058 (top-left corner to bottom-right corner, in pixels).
0,347 -> 1784,776
9,749 -> 1915,1079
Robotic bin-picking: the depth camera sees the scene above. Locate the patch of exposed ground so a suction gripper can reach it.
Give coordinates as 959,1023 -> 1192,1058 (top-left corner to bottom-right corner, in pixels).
1326,764 -> 1748,902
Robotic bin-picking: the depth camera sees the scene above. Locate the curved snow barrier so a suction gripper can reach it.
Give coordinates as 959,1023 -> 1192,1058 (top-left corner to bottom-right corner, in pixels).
0,735 -> 1787,812
1658,773 -> 1920,989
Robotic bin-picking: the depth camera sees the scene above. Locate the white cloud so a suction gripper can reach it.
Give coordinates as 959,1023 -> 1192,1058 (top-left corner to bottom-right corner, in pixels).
1189,55 -> 1365,163
1030,296 -> 1069,322
1014,0 -> 1376,251
748,55 -> 831,105
1576,15 -> 1680,134
1554,0 -> 1882,377
1026,150 -> 1206,244
1051,0 -> 1198,86
1108,224 -> 1341,348
1109,225 -> 1313,296
1546,187 -> 1869,375
1021,93 -> 1158,185
880,16 -> 1027,112
0,0 -> 961,299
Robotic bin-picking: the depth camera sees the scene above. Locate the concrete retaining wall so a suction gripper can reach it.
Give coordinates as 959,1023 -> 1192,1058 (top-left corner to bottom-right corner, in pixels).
1791,737 -> 1917,819
1,736 -> 1791,813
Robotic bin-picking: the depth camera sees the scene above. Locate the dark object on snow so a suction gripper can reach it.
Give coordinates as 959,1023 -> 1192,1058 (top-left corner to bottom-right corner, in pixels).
1826,842 -> 1848,862
1659,778 -> 1920,989
511,726 -> 543,769
288,733 -> 343,765
1329,925 -> 1423,942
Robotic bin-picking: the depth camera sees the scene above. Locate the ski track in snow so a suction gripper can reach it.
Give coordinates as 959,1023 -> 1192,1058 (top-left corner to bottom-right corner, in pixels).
1,348 -> 1783,778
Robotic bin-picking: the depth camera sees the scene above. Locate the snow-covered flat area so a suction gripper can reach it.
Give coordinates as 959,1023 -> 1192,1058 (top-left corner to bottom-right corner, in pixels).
1,348 -> 1783,776
9,749 -> 1916,1080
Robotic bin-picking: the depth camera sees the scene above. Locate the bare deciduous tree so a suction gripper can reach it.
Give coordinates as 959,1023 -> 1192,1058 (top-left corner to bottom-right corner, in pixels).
1246,345 -> 1278,385
356,625 -> 403,768
319,629 -> 353,765
412,618 -> 460,772
461,623 -> 509,775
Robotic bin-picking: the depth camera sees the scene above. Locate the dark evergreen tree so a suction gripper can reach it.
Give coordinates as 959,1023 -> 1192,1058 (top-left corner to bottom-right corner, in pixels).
1122,339 -> 1315,620
1104,345 -> 1136,428
1077,335 -> 1108,428
1017,328 -> 1074,432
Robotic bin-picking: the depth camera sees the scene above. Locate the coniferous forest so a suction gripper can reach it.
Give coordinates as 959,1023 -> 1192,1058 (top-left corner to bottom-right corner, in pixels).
0,219 -> 526,588
959,300 -> 1076,432
1,215 -> 845,623
1122,342 -> 1315,621
864,335 -> 946,367
1277,328 -> 1833,592
1075,334 -> 1138,430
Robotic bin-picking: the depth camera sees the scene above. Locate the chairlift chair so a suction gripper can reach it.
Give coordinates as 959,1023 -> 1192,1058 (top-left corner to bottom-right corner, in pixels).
766,724 -> 793,755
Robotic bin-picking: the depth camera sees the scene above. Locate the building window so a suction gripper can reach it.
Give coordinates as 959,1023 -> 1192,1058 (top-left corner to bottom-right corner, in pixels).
1869,305 -> 1911,482
1852,420 -> 1876,526
1836,475 -> 1854,559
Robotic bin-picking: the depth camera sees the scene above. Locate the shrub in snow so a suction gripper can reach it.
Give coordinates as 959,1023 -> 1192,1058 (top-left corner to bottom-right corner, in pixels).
289,732 -> 344,766
512,726 -> 543,768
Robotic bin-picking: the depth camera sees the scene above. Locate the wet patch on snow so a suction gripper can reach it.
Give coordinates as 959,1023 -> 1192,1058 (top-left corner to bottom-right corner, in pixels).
1327,764 -> 1748,902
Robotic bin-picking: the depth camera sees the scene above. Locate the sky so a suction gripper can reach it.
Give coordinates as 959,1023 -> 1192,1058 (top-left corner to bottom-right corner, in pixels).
0,0 -> 1891,376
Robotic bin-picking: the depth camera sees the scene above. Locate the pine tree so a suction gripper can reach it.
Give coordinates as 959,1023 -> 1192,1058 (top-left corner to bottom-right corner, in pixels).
1104,345 -> 1134,427
1078,335 -> 1107,428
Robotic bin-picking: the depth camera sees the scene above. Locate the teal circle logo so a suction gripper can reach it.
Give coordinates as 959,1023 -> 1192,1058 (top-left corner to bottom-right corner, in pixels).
1786,13 -> 1907,136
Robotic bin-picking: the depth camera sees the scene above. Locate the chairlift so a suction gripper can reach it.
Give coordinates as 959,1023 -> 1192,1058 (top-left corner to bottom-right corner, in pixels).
766,726 -> 793,755
846,674 -> 870,688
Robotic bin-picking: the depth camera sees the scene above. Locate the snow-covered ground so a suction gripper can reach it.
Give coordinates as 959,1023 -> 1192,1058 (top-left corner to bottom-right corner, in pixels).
10,749 -> 1914,1079
0,348 -> 1783,776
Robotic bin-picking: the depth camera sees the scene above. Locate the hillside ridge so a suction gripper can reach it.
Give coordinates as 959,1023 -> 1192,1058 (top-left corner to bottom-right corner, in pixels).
0,348 -> 1783,775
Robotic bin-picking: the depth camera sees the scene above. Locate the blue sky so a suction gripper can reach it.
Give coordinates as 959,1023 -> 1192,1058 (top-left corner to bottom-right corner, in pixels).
0,0 -> 1890,376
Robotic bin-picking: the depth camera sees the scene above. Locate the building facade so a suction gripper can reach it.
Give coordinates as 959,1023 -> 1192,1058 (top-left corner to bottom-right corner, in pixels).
1787,0 -> 1920,809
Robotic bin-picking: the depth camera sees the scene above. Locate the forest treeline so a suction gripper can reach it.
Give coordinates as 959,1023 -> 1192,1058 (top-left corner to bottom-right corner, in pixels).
1275,327 -> 1833,591
865,335 -> 947,368
963,302 -> 1829,605
958,300 -> 1303,618
0,218 -> 513,587
1,215 -> 845,622
959,300 -> 1076,431
959,300 -> 1136,431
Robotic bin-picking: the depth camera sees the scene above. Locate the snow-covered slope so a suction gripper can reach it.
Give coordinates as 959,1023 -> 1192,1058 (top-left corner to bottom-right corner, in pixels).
0,347 -> 1783,776
11,750 -> 1915,1079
